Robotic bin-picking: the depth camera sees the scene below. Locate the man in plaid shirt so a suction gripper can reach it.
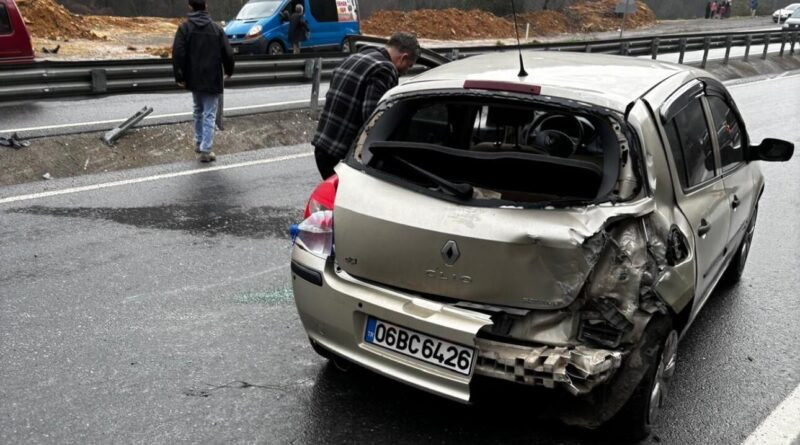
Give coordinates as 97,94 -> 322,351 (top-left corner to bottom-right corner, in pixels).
312,32 -> 421,179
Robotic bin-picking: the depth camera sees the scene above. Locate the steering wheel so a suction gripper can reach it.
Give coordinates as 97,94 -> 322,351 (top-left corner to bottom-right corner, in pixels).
530,114 -> 583,157
532,130 -> 578,158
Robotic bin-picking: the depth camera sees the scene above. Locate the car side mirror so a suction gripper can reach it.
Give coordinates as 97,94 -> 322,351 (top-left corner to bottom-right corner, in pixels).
280,11 -> 290,22
748,138 -> 795,162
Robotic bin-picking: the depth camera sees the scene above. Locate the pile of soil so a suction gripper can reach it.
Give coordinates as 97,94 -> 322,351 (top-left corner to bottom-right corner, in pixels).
566,0 -> 656,33
518,10 -> 572,36
362,1 -> 656,40
16,0 -> 101,40
362,8 -> 516,40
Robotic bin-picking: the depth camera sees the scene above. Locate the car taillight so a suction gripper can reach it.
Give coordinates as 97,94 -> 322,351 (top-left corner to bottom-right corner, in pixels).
296,210 -> 335,258
291,175 -> 339,258
304,174 -> 339,219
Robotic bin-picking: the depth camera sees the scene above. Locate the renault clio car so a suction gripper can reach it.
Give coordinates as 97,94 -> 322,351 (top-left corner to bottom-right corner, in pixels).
290,51 -> 793,438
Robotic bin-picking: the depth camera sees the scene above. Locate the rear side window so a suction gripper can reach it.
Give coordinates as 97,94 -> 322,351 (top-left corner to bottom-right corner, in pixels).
310,0 -> 338,22
0,4 -> 12,35
707,96 -> 744,172
666,98 -> 717,189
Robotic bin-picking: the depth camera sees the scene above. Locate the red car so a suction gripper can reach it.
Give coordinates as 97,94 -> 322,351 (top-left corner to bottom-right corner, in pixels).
0,0 -> 34,64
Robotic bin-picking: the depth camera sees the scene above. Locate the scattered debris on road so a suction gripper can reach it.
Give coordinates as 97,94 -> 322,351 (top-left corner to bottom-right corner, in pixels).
41,44 -> 60,54
0,133 -> 31,150
0,110 -> 317,187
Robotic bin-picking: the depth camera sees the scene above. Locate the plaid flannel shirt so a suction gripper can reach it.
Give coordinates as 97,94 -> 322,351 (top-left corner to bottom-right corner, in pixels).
312,47 -> 398,159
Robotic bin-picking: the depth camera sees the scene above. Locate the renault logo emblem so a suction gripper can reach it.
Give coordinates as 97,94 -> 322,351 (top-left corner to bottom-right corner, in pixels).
441,240 -> 460,266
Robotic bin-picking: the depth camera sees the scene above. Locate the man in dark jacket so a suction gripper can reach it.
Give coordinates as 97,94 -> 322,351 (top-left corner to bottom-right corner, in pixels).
312,32 -> 420,179
289,4 -> 309,55
173,0 -> 235,163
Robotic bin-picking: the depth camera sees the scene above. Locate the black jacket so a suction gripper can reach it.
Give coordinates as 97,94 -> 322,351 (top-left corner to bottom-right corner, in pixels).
289,12 -> 309,44
172,11 -> 235,94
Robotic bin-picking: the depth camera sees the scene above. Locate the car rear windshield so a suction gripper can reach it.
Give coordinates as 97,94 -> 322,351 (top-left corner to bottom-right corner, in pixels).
356,96 -> 624,206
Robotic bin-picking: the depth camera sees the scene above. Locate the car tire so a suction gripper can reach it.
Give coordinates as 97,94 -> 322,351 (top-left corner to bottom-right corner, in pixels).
268,41 -> 285,56
722,204 -> 758,286
609,317 -> 678,442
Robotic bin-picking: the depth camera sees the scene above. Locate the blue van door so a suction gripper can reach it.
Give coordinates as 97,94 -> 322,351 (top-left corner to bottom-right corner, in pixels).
305,0 -> 343,49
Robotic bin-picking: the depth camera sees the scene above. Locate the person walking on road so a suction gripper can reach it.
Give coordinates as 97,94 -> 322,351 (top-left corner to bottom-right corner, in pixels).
289,4 -> 309,55
312,32 -> 421,179
172,0 -> 235,163
751,0 -> 758,16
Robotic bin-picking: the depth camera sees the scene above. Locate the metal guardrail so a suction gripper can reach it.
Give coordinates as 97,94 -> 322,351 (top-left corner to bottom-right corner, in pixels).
0,29 -> 797,103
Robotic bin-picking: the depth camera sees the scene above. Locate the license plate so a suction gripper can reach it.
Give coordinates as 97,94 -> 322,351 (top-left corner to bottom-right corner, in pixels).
364,317 -> 474,375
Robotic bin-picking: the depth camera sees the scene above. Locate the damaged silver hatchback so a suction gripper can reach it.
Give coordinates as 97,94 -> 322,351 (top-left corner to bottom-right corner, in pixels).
290,51 -> 794,438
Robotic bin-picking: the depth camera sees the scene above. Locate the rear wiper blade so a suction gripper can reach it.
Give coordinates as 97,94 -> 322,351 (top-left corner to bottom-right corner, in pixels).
392,155 -> 473,199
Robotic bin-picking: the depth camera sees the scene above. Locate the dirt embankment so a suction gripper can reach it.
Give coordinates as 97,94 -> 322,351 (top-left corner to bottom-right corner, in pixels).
17,0 -> 178,60
362,1 -> 657,39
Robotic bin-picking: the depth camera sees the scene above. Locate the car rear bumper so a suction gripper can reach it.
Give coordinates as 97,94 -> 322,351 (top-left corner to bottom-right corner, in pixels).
291,246 -> 624,402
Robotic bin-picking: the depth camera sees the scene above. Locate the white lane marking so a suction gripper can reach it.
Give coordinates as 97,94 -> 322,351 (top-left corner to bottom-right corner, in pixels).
0,152 -> 313,205
742,384 -> 800,445
727,72 -> 800,88
0,100 -> 308,134
124,265 -> 287,302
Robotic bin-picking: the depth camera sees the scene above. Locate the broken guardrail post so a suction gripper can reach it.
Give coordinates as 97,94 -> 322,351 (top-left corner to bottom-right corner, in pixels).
102,106 -> 154,146
701,37 -> 711,68
309,57 -> 323,118
449,48 -> 460,61
744,34 -> 752,61
91,69 -> 107,94
650,38 -> 660,60
678,38 -> 687,64
723,35 -> 733,65
762,33 -> 771,60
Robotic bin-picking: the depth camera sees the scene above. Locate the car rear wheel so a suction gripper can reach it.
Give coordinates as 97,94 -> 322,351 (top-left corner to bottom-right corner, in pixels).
268,41 -> 285,55
722,204 -> 758,285
610,318 -> 678,441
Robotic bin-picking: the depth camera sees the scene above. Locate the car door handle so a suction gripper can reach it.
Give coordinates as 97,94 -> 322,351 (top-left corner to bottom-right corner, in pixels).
731,195 -> 741,210
698,219 -> 711,237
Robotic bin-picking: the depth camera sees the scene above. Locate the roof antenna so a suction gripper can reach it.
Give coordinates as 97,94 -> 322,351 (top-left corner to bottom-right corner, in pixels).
510,0 -> 528,78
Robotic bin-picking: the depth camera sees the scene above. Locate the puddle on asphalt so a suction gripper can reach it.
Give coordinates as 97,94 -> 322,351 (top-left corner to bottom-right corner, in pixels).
8,205 -> 302,239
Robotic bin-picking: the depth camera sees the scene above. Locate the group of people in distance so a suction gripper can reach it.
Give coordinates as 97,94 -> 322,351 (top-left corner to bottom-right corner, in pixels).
706,0 -> 735,18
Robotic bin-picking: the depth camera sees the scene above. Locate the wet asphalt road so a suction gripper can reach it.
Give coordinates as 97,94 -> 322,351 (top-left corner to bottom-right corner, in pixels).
1,75 -> 798,444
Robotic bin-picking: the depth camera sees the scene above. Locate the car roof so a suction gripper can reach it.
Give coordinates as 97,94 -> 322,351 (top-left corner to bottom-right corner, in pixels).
392,51 -> 692,112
